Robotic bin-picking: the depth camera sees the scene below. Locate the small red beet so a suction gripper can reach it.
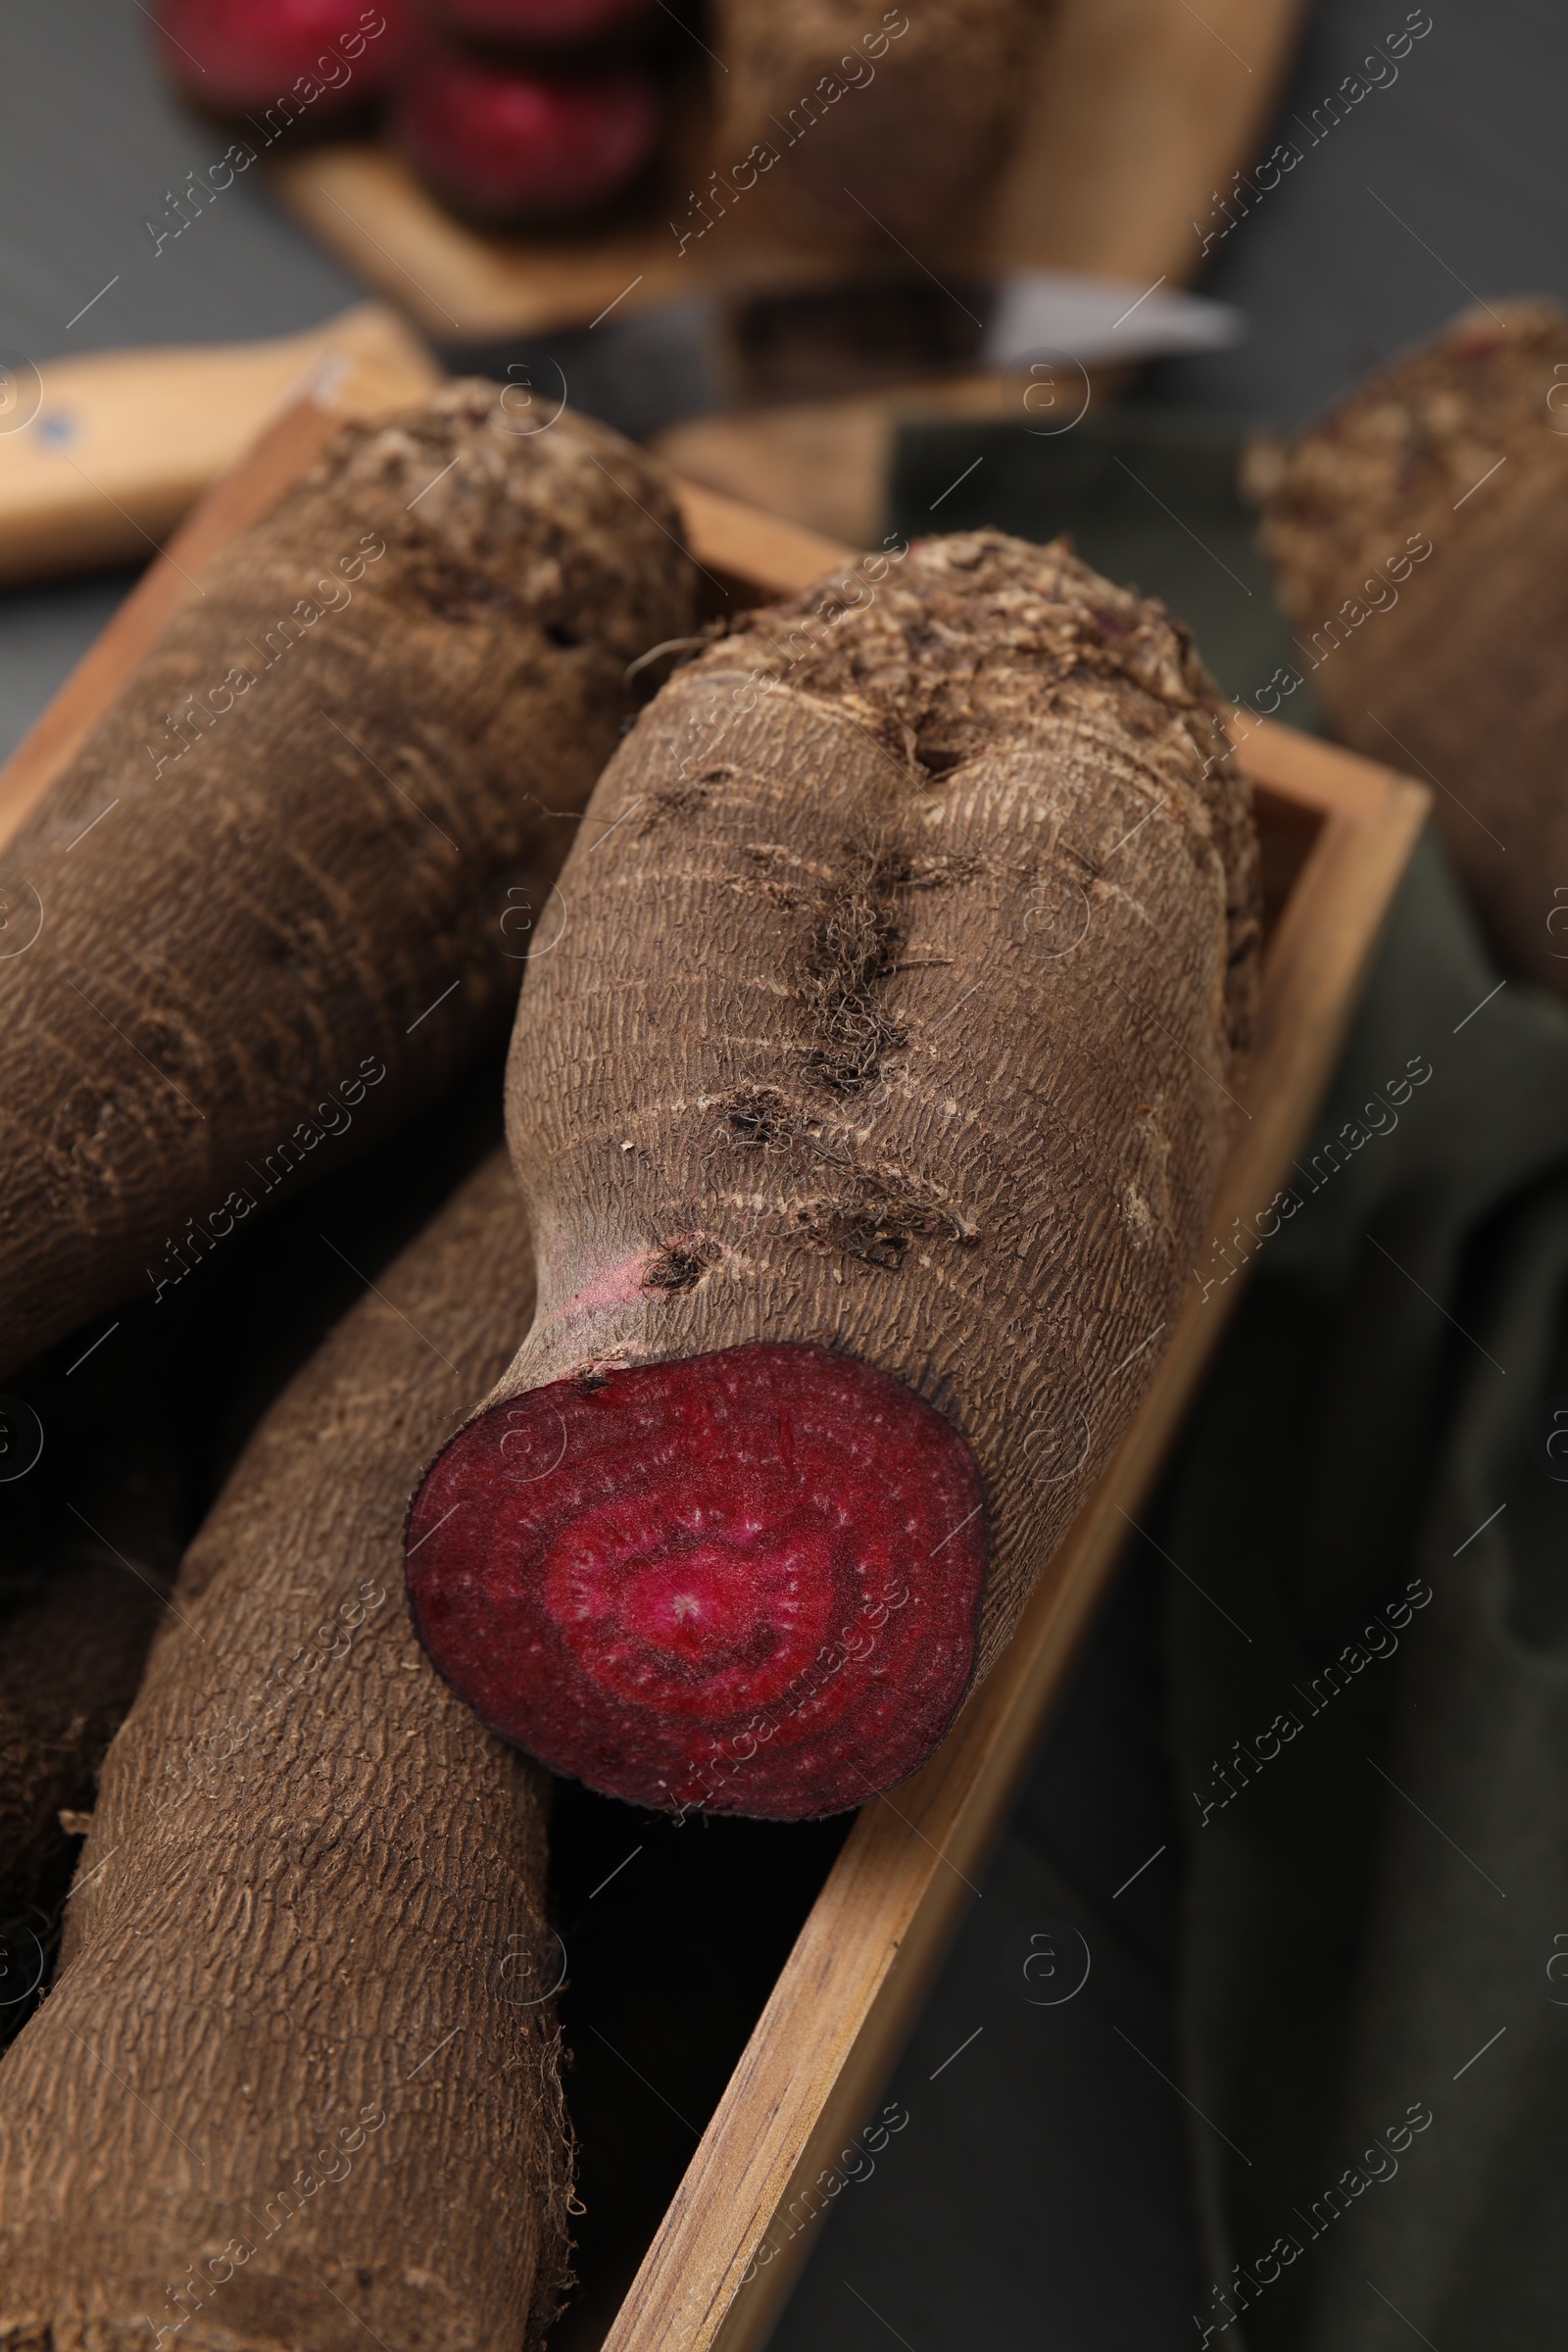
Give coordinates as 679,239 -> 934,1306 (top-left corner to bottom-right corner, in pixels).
392,47 -> 660,221
154,0 -> 413,113
406,1344 -> 989,1820
421,0 -> 654,47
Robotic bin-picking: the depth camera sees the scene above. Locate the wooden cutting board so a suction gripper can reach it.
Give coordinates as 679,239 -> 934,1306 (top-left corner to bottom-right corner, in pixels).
270,0 -> 1304,338
0,0 -> 1302,582
270,0 -> 1302,540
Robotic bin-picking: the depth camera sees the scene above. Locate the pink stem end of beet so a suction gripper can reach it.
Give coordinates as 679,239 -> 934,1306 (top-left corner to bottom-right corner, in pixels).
405,1343 -> 988,1819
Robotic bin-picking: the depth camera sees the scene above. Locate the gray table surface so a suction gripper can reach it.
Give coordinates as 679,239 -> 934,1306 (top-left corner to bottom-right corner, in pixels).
2,4 -> 1562,2345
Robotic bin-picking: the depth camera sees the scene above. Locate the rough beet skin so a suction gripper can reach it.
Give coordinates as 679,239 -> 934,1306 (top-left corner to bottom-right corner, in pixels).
392,47 -> 660,220
155,0 -> 412,113
406,1343 -> 988,1819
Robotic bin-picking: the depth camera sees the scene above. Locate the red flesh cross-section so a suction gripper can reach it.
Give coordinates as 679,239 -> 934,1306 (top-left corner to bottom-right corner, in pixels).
406,1342 -> 989,1819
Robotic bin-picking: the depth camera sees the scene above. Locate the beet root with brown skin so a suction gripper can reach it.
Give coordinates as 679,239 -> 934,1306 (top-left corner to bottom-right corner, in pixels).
407,530 -> 1261,1820
0,1559 -> 165,2030
1248,298 -> 1568,995
710,0 -> 1035,246
0,383 -> 697,1382
1,1304 -> 196,2007
393,48 -> 662,222
0,1152 -> 574,2352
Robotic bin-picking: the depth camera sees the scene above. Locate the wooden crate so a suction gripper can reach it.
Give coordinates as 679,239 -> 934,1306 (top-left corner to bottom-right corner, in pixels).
0,391 -> 1427,2351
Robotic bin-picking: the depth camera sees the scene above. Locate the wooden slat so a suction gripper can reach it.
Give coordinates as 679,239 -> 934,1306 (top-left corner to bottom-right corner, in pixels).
675,480 -> 858,596
1226,702 -> 1422,822
601,737 -> 1429,2352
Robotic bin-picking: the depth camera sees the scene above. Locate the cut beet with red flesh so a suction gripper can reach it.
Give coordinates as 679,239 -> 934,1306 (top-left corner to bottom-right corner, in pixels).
155,0 -> 413,110
406,1343 -> 989,1819
391,52 -> 660,221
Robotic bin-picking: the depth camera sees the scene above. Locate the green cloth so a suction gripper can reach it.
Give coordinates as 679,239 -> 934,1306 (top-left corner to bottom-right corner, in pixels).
892,409 -> 1324,733
1164,831 -> 1568,2349
893,416 -> 1568,2350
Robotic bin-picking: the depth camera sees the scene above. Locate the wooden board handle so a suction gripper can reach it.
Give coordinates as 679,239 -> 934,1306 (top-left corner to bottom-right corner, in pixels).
0,301 -> 439,590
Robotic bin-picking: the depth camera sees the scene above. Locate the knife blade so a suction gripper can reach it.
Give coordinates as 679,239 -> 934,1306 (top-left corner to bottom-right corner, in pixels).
443,270 -> 1245,441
